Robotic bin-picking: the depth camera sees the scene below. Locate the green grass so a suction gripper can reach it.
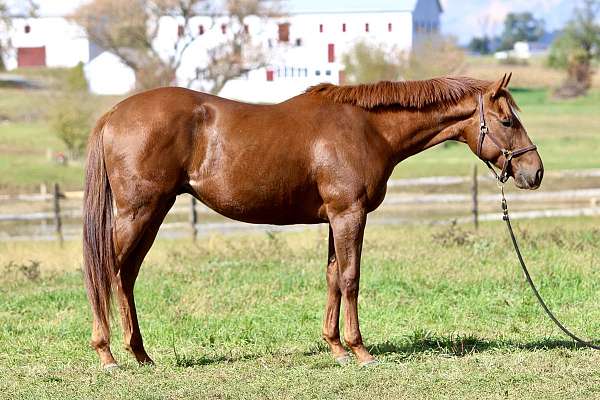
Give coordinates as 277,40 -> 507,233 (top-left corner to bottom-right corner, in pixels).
0,87 -> 118,192
1,218 -> 600,399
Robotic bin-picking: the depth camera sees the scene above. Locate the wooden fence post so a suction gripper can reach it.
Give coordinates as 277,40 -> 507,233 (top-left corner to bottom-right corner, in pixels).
190,196 -> 198,241
53,183 -> 64,246
471,165 -> 479,230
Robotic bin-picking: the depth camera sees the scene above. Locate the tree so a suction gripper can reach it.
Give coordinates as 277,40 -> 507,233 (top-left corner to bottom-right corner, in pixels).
0,0 -> 11,70
468,36 -> 491,55
49,63 -> 95,160
548,0 -> 600,98
403,35 -> 466,80
73,0 -> 282,93
499,12 -> 545,50
342,41 -> 401,84
343,35 -> 466,84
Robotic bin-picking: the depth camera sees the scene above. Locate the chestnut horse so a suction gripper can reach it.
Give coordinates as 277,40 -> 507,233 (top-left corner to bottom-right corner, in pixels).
83,74 -> 543,368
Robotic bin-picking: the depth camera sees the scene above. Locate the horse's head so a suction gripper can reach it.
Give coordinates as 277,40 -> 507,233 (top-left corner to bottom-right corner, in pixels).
464,73 -> 543,190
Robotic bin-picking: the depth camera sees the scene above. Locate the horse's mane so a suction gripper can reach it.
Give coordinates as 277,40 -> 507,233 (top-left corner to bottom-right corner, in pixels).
306,76 -> 516,110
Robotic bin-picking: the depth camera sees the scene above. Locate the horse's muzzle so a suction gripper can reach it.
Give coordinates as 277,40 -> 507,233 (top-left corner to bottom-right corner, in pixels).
514,167 -> 543,190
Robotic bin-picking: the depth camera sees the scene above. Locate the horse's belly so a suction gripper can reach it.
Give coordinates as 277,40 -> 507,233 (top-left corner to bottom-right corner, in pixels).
190,177 -> 324,225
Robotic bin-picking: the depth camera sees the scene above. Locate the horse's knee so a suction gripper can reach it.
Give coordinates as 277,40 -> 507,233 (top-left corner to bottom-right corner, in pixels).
90,336 -> 109,351
340,274 -> 359,296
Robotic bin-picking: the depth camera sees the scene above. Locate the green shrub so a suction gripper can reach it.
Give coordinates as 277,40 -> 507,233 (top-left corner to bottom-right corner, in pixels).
48,63 -> 94,160
49,93 -> 93,160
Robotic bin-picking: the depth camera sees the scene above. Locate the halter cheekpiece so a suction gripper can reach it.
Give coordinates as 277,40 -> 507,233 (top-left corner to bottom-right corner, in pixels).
476,93 -> 537,184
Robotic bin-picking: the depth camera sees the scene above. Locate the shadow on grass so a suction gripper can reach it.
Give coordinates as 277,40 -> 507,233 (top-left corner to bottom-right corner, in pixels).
171,332 -> 585,367
368,331 -> 584,358
174,352 -> 258,367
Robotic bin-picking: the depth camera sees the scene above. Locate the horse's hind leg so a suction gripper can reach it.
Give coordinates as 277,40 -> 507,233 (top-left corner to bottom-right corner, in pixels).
113,196 -> 175,365
322,225 -> 350,364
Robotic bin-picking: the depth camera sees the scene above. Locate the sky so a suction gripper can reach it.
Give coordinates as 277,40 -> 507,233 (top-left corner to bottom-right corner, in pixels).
9,0 -> 579,44
439,0 -> 575,44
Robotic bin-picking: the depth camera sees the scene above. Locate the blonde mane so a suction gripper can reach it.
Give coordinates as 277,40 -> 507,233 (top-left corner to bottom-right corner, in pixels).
306,77 -> 499,109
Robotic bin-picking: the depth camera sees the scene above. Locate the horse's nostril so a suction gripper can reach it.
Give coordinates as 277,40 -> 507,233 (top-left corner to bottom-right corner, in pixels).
535,168 -> 544,185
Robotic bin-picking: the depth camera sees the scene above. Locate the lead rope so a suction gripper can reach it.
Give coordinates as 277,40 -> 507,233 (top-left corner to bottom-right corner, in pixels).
498,184 -> 600,350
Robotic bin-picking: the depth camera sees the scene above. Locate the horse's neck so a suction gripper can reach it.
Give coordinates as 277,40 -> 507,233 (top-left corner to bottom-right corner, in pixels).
369,100 -> 475,164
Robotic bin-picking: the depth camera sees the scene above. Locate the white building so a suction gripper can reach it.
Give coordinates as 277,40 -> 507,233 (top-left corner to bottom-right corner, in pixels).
2,0 -> 443,102
4,16 -> 88,70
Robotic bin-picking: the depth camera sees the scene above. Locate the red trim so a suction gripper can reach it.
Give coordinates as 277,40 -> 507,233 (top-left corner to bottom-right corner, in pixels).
327,43 -> 335,63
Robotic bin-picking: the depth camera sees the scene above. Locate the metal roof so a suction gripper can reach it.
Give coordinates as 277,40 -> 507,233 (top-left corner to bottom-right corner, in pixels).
285,0 -> 420,14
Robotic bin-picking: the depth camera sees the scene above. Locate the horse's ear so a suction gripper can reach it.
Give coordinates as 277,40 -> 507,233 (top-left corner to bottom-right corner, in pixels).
491,74 -> 507,99
504,72 -> 512,88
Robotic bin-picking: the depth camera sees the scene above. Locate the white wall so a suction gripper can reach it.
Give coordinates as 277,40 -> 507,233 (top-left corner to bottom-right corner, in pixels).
84,52 -> 136,95
6,17 -> 89,69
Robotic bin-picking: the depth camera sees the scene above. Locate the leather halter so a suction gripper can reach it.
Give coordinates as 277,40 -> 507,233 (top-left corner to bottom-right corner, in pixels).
477,93 -> 537,184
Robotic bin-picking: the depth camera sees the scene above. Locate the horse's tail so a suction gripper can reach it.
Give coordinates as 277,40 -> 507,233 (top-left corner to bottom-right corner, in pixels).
83,111 -> 116,339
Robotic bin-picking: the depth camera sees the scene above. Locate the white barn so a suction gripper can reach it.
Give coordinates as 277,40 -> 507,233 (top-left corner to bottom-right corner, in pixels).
4,17 -> 88,70
185,0 -> 443,102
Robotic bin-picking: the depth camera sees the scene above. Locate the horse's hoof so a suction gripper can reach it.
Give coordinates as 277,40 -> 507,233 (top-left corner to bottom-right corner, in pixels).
335,355 -> 351,366
360,359 -> 380,368
103,363 -> 119,371
139,360 -> 155,367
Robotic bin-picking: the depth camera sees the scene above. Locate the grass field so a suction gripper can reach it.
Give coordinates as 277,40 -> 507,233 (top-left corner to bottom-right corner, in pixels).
1,217 -> 600,399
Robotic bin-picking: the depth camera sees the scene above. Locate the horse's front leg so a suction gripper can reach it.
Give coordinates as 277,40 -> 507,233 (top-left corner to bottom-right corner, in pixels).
328,204 -> 377,366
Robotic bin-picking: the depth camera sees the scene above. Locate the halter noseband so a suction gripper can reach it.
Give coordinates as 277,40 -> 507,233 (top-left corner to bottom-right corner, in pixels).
477,93 -> 537,184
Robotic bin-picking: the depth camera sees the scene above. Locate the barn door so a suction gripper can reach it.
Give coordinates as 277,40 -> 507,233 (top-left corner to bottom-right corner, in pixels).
17,47 -> 46,67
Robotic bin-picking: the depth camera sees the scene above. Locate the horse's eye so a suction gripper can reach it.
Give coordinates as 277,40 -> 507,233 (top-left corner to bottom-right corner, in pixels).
501,118 -> 512,127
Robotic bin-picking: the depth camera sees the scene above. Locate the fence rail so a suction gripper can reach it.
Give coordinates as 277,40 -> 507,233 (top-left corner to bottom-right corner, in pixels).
1,168 -> 599,242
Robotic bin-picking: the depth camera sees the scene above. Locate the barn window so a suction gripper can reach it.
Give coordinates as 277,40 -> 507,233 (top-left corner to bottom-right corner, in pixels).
388,23 -> 392,32
24,24 -> 31,34
221,23 -> 227,34
325,70 -> 331,76
327,43 -> 335,63
295,38 -> 303,47
319,24 -> 323,33
198,24 -> 204,35
365,23 -> 369,32
342,23 -> 346,32
315,70 -> 321,76
266,69 -> 274,81
278,23 -> 290,42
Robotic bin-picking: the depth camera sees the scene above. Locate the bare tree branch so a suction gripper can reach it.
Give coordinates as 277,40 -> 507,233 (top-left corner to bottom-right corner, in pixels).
73,0 -> 282,92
